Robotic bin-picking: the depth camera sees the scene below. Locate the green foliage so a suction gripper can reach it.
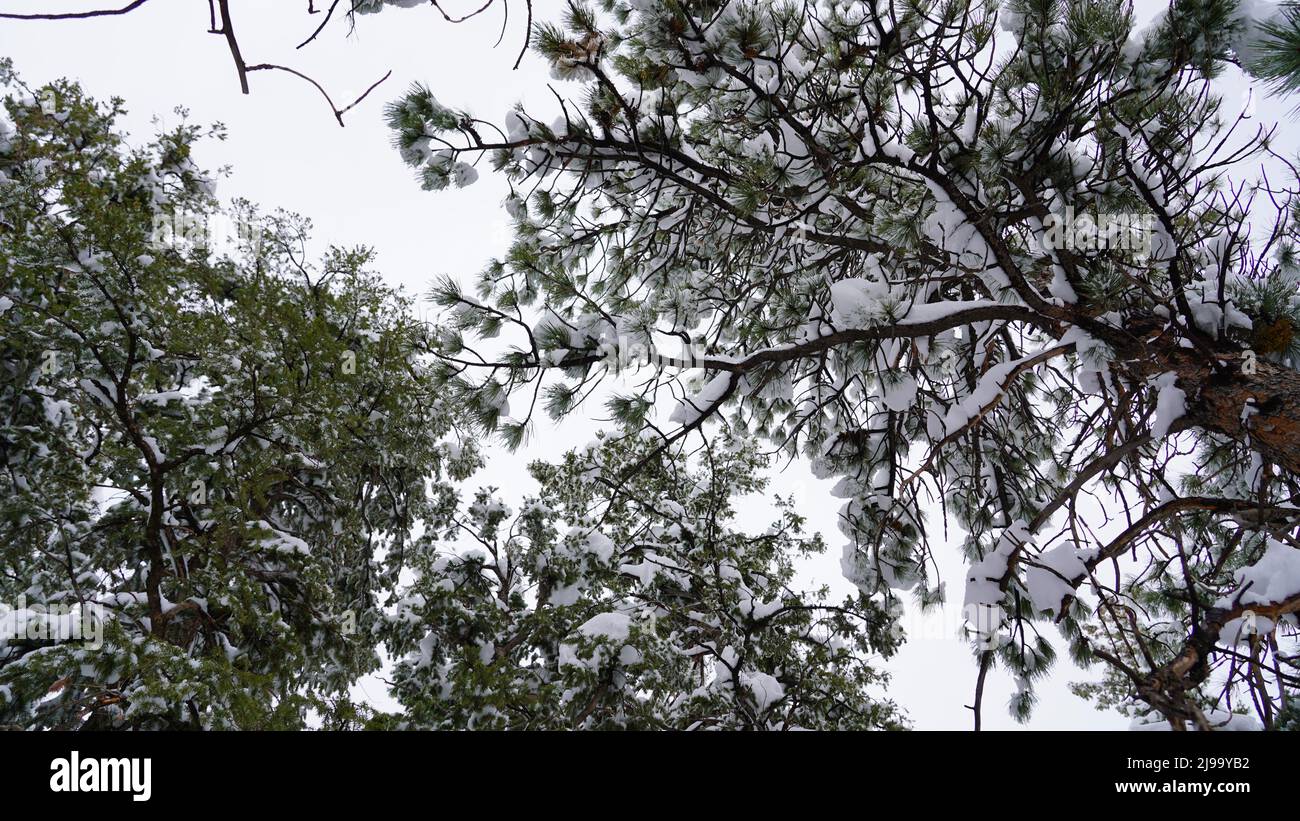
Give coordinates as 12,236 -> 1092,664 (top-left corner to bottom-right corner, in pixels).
0,68 -> 475,728
383,434 -> 905,729
1243,2 -> 1300,95
372,0 -> 1300,728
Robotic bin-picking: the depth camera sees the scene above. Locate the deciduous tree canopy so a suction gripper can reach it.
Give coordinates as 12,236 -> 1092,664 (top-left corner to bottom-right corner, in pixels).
0,69 -> 473,728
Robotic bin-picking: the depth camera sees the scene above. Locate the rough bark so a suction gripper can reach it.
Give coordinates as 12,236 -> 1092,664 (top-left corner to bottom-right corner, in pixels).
1172,352 -> 1300,476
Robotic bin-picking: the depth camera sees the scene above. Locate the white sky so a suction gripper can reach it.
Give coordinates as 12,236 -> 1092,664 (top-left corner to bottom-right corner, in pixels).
1,0 -> 1289,730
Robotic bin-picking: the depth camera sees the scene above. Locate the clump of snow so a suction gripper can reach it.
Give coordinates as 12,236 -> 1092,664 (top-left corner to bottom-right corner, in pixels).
1025,543 -> 1092,615
0,105 -> 14,154
739,589 -> 782,621
578,611 -> 632,642
880,373 -> 917,413
941,357 -> 1022,436
258,526 -> 311,555
1216,538 -> 1300,610
140,435 -> 165,464
1130,707 -> 1262,731
582,530 -> 616,563
669,372 -> 732,425
558,611 -> 641,672
829,275 -> 892,327
740,671 -> 784,712
966,521 -> 1028,609
619,561 -> 658,587
1149,372 -> 1186,440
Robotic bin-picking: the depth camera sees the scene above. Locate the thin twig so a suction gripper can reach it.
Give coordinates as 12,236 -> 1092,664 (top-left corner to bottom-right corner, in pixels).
0,0 -> 151,20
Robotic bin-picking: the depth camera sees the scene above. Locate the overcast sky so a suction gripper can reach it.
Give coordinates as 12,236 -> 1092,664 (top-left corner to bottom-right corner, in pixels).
1,0 -> 1289,729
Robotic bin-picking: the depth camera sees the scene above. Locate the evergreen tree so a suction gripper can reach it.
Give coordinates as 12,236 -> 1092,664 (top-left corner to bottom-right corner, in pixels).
378,0 -> 1300,729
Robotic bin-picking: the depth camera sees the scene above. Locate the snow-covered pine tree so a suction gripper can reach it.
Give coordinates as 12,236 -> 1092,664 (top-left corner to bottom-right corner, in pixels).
382,432 -> 904,729
381,0 -> 1300,729
0,67 -> 478,729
